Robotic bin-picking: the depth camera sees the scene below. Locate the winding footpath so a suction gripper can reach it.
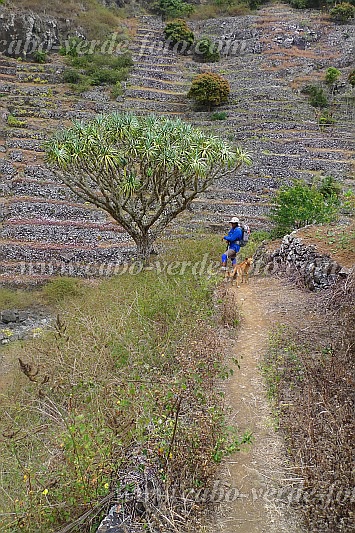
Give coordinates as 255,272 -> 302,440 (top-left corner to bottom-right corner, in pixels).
208,275 -> 315,532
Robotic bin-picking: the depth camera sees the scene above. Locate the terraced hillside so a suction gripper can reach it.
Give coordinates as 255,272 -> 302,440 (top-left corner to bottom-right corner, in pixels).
122,5 -> 354,231
0,56 -> 136,285
0,4 -> 354,283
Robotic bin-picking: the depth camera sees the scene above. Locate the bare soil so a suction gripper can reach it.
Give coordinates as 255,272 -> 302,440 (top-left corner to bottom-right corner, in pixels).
296,221 -> 355,268
265,222 -> 355,269
207,275 -> 320,532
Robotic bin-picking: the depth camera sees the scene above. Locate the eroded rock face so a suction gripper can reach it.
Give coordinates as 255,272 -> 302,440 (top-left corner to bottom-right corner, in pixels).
0,8 -> 72,57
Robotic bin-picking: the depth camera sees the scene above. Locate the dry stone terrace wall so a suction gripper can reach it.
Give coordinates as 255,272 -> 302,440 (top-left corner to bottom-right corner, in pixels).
0,4 -> 354,284
254,229 -> 351,291
184,6 -> 354,229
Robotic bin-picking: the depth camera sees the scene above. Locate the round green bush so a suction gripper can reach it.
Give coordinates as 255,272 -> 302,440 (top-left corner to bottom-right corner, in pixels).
329,2 -> 355,22
187,72 -> 230,109
164,19 -> 194,47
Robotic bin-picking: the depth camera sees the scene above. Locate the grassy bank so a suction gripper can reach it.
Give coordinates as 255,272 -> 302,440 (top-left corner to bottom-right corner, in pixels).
0,236 -> 251,532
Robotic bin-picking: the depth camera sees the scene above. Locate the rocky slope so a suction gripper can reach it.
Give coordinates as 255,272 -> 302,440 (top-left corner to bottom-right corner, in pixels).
0,4 -> 354,284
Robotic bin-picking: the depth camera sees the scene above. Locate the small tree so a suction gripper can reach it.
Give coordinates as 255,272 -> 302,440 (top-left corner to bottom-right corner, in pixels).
33,50 -> 48,64
308,86 -> 328,108
318,175 -> 342,204
318,110 -> 336,128
164,19 -> 194,49
194,37 -> 220,63
187,72 -> 230,109
325,66 -> 341,96
329,2 -> 355,22
270,180 -> 339,237
44,113 -> 251,259
152,0 -> 194,19
325,66 -> 341,85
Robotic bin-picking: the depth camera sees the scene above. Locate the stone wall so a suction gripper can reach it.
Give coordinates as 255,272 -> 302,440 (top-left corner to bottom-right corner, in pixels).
254,231 -> 350,291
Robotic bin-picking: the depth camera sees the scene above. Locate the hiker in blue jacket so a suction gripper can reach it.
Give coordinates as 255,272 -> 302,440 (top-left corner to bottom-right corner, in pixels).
221,216 -> 243,270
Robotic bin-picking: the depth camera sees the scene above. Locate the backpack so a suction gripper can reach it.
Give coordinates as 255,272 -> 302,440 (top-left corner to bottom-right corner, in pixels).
239,224 -> 250,247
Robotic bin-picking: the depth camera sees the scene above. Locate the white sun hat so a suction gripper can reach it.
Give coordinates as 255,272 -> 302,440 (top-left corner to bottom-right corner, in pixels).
229,216 -> 240,223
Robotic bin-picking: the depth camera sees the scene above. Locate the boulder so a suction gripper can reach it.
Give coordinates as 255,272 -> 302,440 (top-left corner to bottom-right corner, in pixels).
1,309 -> 18,324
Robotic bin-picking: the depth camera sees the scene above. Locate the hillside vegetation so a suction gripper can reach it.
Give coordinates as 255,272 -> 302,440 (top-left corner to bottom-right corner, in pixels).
263,268 -> 354,532
0,237 -> 253,532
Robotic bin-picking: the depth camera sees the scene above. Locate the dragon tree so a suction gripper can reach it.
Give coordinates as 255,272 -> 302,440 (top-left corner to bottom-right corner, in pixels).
45,113 -> 251,260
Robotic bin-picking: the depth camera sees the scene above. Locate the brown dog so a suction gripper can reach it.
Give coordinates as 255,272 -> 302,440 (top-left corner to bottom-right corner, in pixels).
227,257 -> 253,286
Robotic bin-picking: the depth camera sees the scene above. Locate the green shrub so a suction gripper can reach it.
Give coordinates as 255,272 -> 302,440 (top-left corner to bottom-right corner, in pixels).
188,72 -> 230,109
62,52 -> 132,90
290,0 -> 308,7
300,84 -> 313,95
32,50 -> 47,63
164,19 -> 194,47
318,175 -> 342,203
318,110 -> 336,126
71,77 -> 93,94
42,277 -> 83,303
111,81 -> 123,99
59,37 -> 84,58
63,68 -> 81,83
211,111 -> 227,120
341,189 -> 355,215
7,114 -> 27,127
325,66 -> 341,85
71,53 -> 133,70
63,54 -> 133,88
89,67 -> 122,85
194,37 -> 220,62
330,2 -> 355,21
304,85 -> 328,108
270,180 -> 339,236
152,0 -> 194,18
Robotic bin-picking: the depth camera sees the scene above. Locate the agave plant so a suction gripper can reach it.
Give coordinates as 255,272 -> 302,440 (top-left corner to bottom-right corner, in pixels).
44,113 -> 251,259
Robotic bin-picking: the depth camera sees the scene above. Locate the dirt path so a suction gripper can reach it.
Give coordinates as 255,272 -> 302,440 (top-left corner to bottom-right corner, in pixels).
207,275 -> 313,533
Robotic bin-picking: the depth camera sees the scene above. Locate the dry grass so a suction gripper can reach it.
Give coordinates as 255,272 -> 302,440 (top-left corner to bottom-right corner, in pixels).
190,1 -> 250,20
0,236 -> 246,533
261,45 -> 319,60
263,271 -> 355,532
296,221 -> 355,268
9,0 -> 128,41
289,72 -> 325,90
